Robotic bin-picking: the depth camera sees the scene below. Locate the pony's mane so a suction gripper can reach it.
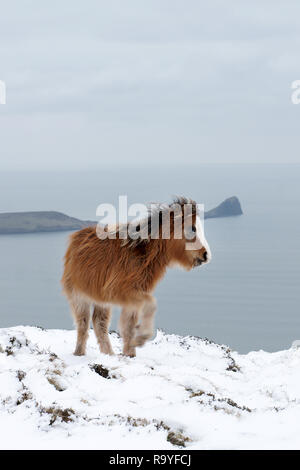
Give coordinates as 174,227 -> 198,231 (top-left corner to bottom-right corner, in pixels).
105,196 -> 198,248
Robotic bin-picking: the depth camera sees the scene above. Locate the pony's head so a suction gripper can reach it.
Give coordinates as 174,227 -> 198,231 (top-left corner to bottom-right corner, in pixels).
165,197 -> 211,271
124,196 -> 211,271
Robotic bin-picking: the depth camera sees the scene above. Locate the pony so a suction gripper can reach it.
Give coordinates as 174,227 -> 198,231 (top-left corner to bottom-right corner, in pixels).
61,197 -> 211,357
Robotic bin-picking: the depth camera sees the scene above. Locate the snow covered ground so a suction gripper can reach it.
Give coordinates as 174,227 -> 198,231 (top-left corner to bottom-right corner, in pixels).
0,325 -> 300,450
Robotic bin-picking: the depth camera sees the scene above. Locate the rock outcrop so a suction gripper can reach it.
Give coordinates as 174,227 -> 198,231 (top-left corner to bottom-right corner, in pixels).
204,196 -> 243,219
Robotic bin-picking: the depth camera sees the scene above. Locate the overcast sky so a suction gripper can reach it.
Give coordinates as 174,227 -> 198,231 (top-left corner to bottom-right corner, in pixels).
0,0 -> 300,170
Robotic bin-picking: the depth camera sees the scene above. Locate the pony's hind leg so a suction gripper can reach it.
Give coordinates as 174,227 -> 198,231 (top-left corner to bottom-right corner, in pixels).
134,295 -> 156,347
70,295 -> 91,356
119,308 -> 139,357
92,305 -> 114,355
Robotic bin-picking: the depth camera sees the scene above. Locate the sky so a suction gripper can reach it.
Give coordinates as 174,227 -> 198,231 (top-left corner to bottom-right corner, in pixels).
0,0 -> 300,170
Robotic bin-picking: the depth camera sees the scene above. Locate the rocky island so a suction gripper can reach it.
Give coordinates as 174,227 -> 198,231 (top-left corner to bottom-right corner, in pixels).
204,196 -> 243,219
0,197 -> 243,234
0,211 -> 94,235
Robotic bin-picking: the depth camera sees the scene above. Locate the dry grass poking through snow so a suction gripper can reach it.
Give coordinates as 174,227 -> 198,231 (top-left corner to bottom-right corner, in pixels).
0,326 -> 300,449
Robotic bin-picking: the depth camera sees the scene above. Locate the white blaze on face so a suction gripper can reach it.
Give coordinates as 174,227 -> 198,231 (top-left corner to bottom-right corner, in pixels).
187,216 -> 211,263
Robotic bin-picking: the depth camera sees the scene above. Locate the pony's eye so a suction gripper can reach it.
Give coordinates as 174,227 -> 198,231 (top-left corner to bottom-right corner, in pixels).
185,224 -> 196,239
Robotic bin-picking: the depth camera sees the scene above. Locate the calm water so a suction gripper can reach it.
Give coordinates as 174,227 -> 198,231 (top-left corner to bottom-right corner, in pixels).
0,164 -> 299,353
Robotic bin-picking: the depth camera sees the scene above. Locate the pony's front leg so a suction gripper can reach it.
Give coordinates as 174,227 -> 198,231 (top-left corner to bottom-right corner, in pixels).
133,295 -> 156,347
119,308 -> 139,357
70,295 -> 91,356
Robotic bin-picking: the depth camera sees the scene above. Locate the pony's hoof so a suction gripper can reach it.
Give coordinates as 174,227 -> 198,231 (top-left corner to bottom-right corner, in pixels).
74,349 -> 85,356
122,348 -> 136,358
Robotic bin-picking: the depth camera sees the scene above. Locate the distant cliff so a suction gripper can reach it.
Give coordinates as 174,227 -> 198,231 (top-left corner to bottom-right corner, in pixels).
204,196 -> 243,219
0,211 -> 95,235
0,197 -> 243,234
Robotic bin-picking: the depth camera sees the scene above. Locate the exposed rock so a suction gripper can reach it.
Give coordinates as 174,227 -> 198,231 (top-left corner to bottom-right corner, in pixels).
0,211 -> 95,234
204,196 -> 243,219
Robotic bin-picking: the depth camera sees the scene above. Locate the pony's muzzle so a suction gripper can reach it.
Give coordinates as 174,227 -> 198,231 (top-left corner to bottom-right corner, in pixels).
193,250 -> 209,267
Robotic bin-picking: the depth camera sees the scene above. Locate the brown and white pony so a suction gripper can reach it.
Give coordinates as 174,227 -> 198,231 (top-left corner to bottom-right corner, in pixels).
61,197 -> 211,357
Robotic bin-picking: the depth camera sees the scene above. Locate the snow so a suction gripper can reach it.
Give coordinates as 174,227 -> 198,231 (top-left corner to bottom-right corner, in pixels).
0,326 -> 300,450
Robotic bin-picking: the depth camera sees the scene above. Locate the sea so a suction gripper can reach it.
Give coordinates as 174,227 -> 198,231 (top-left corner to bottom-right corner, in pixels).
0,163 -> 299,353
